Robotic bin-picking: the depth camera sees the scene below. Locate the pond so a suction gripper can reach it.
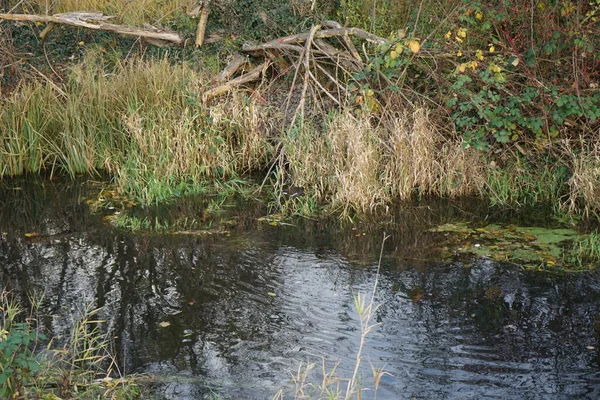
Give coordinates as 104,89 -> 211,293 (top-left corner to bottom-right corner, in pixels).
1,178 -> 600,399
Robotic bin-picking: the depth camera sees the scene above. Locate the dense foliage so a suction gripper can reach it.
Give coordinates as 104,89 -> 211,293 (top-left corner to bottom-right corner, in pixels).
349,0 -> 600,149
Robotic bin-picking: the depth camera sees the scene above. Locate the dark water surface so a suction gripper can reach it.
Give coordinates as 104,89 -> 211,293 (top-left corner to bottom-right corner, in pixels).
1,179 -> 600,399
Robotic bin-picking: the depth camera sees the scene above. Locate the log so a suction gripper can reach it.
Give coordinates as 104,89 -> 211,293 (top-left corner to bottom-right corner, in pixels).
0,12 -> 185,45
195,6 -> 210,47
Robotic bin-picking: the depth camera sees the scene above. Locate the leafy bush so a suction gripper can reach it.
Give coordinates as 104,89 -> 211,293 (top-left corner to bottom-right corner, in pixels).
0,320 -> 45,397
348,0 -> 600,150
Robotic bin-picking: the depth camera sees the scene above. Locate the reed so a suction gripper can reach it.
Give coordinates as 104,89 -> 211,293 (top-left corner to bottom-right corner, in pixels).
0,291 -> 140,398
0,53 -> 274,204
282,108 -> 485,215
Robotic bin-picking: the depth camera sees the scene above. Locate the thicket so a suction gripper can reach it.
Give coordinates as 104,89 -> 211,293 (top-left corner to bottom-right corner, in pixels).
343,0 -> 600,149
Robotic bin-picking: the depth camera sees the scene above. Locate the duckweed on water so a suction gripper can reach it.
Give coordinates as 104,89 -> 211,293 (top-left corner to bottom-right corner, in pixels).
430,222 -> 597,271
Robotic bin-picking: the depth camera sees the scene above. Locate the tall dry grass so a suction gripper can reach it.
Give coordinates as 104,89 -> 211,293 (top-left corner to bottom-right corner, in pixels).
563,140 -> 600,217
283,108 -> 485,213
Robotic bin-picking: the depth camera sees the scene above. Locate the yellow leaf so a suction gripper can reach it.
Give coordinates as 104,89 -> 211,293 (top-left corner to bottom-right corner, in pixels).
476,49 -> 484,60
457,27 -> 467,38
444,31 -> 452,40
456,51 -> 462,57
408,40 -> 420,53
475,11 -> 483,20
489,44 -> 495,53
395,43 -> 404,54
390,50 -> 398,59
267,292 -> 277,297
457,63 -> 467,73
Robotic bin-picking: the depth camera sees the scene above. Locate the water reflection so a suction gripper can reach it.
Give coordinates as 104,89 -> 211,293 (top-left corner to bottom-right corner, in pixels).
1,179 -> 599,399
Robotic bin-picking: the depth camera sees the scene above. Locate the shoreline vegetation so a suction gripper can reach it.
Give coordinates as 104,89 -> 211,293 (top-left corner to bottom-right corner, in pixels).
0,0 -> 599,220
0,1 -> 599,396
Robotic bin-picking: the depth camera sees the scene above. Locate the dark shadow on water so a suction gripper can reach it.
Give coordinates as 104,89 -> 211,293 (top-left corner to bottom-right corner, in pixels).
1,177 -> 600,399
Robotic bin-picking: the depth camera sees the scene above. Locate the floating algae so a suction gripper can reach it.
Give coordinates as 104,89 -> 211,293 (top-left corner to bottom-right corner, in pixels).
430,222 -> 586,271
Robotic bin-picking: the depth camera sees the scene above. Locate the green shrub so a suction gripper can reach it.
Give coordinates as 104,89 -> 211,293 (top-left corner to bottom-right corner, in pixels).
349,0 -> 600,150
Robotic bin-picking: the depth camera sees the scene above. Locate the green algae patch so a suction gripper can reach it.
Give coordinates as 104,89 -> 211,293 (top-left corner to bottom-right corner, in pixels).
430,223 -> 588,271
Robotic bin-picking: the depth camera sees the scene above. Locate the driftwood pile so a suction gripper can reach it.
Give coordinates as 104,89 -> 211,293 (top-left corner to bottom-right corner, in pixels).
206,20 -> 387,107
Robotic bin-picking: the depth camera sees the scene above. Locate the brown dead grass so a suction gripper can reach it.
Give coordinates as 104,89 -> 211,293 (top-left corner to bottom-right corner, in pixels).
563,140 -> 600,217
283,108 -> 486,213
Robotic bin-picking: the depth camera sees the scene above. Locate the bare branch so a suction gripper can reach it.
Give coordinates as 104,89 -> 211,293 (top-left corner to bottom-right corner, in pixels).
203,62 -> 267,101
0,12 -> 184,44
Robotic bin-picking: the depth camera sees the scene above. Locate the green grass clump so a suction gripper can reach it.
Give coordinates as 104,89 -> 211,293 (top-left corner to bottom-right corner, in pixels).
484,157 -> 570,211
0,52 -> 274,205
570,231 -> 600,269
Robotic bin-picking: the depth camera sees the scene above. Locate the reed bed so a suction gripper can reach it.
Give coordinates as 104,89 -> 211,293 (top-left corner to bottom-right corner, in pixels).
0,53 -> 274,204
283,108 -> 485,214
2,53 -> 600,217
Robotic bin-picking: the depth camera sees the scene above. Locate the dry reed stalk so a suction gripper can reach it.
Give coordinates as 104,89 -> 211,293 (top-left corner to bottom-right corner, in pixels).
564,140 -> 600,217
382,108 -> 485,199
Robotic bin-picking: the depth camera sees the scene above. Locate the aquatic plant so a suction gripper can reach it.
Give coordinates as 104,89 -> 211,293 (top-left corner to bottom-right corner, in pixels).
0,291 -> 143,398
274,235 -> 390,399
570,231 -> 600,268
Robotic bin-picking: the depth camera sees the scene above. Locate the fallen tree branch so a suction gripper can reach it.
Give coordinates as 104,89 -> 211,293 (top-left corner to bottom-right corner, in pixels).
217,53 -> 249,82
291,24 -> 321,126
242,27 -> 386,53
195,5 -> 210,47
321,20 -> 363,66
0,12 -> 185,44
203,62 -> 267,100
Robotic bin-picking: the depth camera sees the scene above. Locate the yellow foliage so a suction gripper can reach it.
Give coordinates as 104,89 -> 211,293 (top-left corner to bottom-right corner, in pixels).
408,39 -> 421,53
490,63 -> 502,73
